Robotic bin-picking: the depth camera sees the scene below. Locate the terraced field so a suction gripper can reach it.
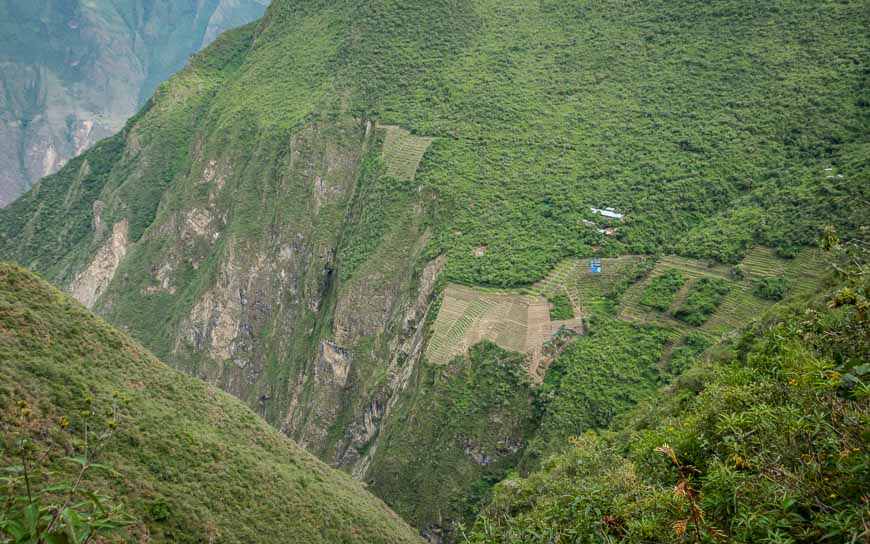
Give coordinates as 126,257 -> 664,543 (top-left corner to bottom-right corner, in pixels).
379,125 -> 434,181
425,284 -> 582,382
618,248 -> 827,337
424,247 -> 826,381
561,256 -> 649,315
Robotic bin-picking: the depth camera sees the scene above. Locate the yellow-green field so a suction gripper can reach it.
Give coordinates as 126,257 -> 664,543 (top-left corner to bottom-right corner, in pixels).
618,247 -> 827,337
425,284 -> 582,382
379,124 -> 433,181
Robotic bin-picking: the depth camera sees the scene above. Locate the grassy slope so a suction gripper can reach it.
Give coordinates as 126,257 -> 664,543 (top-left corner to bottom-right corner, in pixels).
465,272 -> 869,542
0,263 -> 422,544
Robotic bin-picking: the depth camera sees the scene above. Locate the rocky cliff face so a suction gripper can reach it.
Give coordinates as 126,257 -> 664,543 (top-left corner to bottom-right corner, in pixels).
0,0 -> 268,206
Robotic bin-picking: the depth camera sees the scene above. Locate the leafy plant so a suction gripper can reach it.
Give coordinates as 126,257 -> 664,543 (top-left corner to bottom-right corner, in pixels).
639,270 -> 686,312
675,278 -> 731,326
547,293 -> 574,320
463,232 -> 870,543
0,397 -> 133,544
752,276 -> 789,301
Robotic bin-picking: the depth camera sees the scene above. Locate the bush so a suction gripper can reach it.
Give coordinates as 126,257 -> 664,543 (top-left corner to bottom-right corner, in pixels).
640,269 -> 686,311
753,276 -> 789,300
466,261 -> 870,543
0,398 -> 133,543
548,294 -> 574,320
675,278 -> 731,326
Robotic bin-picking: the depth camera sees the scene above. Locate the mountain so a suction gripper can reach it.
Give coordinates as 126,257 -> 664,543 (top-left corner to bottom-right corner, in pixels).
0,0 -> 868,540
0,0 -> 269,206
0,262 -> 423,543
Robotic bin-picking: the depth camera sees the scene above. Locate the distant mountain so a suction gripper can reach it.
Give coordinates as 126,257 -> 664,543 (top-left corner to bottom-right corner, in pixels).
0,0 -> 268,206
0,262 -> 423,543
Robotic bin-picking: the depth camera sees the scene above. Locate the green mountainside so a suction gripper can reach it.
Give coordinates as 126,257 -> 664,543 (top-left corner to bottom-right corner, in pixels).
464,245 -> 869,543
0,0 -> 268,206
0,262 -> 422,543
0,0 -> 868,541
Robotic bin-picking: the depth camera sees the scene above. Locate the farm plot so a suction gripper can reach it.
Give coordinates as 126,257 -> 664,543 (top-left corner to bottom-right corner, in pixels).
424,248 -> 826,382
531,255 -> 647,316
425,284 -> 582,382
618,249 -> 827,336
379,125 -> 434,181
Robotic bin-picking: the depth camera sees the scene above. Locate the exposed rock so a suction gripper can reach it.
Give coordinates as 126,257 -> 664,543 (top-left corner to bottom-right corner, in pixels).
340,257 -> 446,476
316,340 -> 353,389
70,219 -> 129,309
462,439 -> 493,466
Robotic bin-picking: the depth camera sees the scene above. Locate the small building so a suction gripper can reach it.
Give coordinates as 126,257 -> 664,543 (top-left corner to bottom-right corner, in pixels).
591,207 -> 624,220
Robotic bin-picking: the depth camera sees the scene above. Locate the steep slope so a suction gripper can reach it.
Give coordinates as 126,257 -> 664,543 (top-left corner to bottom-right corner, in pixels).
0,0 -> 868,540
464,253 -> 869,543
0,262 -> 423,543
0,0 -> 268,206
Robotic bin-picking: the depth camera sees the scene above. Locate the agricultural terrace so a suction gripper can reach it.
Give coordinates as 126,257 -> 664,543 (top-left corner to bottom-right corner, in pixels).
379,124 -> 434,181
425,247 -> 826,381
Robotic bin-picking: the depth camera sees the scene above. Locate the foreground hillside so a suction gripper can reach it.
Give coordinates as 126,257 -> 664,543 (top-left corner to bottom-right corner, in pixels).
0,0 -> 268,205
465,240 -> 869,542
0,263 -> 422,543
0,0 -> 868,539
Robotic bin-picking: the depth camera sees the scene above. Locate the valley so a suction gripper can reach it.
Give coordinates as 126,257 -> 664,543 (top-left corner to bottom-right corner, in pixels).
0,0 -> 867,542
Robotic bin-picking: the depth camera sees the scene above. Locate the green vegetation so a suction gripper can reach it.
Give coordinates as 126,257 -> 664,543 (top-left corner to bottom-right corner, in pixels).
547,294 -> 574,320
0,134 -> 127,279
464,244 -> 869,543
675,277 -> 732,326
368,343 -> 536,540
4,0 -> 869,288
639,269 -> 686,312
753,276 -> 790,300
0,263 -> 421,544
1,399 -> 134,543
528,317 -> 670,462
665,333 -> 712,378
0,1 -> 867,541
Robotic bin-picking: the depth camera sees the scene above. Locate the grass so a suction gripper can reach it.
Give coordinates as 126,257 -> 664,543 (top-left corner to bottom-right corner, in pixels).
0,263 -> 422,544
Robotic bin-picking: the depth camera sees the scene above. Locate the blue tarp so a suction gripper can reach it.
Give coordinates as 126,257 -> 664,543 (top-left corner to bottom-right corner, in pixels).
590,258 -> 601,273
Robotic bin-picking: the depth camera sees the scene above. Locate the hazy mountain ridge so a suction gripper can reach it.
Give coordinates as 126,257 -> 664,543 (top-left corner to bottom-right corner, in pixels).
0,0 -> 268,206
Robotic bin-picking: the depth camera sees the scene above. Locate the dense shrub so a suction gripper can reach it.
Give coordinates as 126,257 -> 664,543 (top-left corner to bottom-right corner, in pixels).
465,274 -> 870,543
548,294 -> 574,320
753,276 -> 789,300
675,278 -> 731,326
639,269 -> 686,311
